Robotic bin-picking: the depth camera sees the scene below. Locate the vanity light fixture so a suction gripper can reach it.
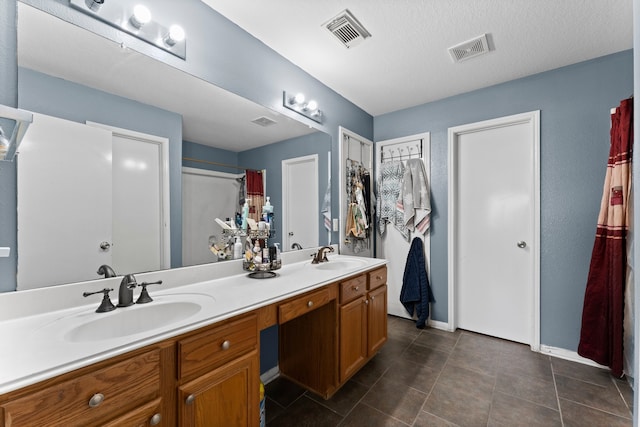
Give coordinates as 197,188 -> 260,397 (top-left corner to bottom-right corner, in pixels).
70,0 -> 186,59
283,91 -> 323,124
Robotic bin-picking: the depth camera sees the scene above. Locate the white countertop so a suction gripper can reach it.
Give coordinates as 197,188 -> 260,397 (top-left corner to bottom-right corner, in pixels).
0,249 -> 386,394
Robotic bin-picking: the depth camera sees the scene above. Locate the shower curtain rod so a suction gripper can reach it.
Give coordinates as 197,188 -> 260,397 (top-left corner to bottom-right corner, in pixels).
182,157 -> 263,173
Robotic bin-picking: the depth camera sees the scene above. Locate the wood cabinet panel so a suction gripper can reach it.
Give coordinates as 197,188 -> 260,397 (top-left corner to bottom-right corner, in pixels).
278,287 -> 331,324
1,349 -> 160,427
178,314 -> 257,380
339,275 -> 367,304
368,267 -> 387,291
367,285 -> 388,356
179,350 -> 259,427
339,296 -> 368,383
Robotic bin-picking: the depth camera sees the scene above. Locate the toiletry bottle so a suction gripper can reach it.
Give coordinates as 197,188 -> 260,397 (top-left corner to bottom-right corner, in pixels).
241,199 -> 250,231
233,237 -> 242,259
274,243 -> 281,262
262,196 -> 273,224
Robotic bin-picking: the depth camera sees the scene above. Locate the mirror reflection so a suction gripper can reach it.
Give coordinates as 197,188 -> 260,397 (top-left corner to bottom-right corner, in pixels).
16,3 -> 332,290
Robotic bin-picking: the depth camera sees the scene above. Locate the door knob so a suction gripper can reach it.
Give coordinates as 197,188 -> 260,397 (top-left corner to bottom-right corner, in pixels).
516,241 -> 527,248
99,241 -> 111,250
288,232 -> 294,236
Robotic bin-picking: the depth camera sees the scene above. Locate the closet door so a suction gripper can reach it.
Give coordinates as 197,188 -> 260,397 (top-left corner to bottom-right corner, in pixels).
17,113 -> 112,290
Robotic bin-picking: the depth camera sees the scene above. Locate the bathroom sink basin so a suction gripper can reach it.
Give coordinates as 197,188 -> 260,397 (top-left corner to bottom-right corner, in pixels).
64,294 -> 213,342
314,258 -> 367,271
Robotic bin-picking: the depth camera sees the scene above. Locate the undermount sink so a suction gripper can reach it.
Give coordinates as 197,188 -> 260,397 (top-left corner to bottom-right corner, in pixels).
314,258 -> 367,271
63,294 -> 214,343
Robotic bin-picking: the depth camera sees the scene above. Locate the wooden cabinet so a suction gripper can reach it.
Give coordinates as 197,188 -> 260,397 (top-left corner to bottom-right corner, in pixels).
0,348 -> 163,427
178,351 -> 258,427
177,314 -> 259,427
338,267 -> 388,383
0,264 -> 386,424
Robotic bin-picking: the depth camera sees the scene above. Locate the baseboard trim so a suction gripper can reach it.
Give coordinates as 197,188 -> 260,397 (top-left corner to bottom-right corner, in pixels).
428,319 -> 453,332
539,345 -> 609,369
260,366 -> 280,385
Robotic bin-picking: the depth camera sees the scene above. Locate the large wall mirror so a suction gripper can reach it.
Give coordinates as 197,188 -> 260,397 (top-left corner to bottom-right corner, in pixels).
16,3 -> 332,290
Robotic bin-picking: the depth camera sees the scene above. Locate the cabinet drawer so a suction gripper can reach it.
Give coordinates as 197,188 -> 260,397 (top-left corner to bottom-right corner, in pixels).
279,288 -> 331,324
178,314 -> 257,380
1,349 -> 160,427
368,267 -> 387,290
340,275 -> 367,304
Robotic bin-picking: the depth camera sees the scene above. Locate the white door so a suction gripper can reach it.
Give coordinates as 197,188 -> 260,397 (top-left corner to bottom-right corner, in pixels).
282,155 -> 318,250
88,123 -> 171,275
449,111 -> 540,346
375,134 -> 430,319
182,167 -> 242,266
339,127 -> 373,257
17,113 -> 113,290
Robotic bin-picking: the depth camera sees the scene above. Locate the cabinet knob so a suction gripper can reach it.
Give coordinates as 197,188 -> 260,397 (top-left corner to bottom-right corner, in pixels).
221,340 -> 231,351
364,299 -> 369,305
376,276 -> 382,280
353,286 -> 359,291
307,300 -> 314,308
150,413 -> 162,425
88,393 -> 104,408
185,394 -> 195,405
371,295 -> 375,300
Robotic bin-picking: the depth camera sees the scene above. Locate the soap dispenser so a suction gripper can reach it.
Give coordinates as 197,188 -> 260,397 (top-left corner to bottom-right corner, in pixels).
262,196 -> 273,223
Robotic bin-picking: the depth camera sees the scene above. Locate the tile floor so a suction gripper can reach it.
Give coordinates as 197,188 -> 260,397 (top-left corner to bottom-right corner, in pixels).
265,315 -> 634,426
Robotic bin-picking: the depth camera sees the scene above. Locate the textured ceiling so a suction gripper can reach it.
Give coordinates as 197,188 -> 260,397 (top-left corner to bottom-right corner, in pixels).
203,0 -> 634,116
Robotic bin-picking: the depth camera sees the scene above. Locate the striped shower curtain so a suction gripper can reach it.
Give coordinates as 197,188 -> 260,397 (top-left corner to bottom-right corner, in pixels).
578,98 -> 633,377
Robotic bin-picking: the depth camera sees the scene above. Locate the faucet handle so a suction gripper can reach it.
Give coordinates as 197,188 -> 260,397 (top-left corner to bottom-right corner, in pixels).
136,280 -> 163,304
83,288 -> 116,313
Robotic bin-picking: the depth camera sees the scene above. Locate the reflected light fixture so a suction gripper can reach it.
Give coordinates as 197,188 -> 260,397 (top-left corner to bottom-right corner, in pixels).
70,0 -> 186,60
129,5 -> 151,29
283,91 -> 323,123
164,24 -> 185,46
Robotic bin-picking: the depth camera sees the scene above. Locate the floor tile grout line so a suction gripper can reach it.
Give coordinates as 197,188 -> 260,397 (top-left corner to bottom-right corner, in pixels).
550,358 -> 566,427
612,375 -> 635,414
557,396 -> 634,421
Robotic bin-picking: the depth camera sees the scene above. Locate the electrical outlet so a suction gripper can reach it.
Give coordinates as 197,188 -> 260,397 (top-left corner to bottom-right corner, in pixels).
332,218 -> 339,232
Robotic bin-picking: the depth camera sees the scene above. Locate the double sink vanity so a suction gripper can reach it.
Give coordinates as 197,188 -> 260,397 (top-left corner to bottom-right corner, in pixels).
0,247 -> 387,426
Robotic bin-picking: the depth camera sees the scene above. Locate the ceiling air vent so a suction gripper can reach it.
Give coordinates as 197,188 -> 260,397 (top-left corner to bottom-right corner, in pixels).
323,9 -> 371,49
448,34 -> 491,63
251,116 -> 277,127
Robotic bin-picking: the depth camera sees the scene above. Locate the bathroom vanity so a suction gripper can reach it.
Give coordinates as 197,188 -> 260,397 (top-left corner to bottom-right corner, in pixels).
0,249 -> 387,426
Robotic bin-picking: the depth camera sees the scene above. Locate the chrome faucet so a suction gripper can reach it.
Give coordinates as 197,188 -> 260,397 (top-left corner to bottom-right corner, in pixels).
117,274 -> 138,307
311,246 -> 334,264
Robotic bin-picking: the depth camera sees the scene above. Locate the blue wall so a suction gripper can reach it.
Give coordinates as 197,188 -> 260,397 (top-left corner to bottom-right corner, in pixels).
183,141 -> 240,175
239,131 -> 332,249
374,50 -> 634,351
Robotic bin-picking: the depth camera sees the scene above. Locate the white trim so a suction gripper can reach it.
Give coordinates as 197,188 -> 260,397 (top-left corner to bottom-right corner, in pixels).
427,318 -> 454,332
447,111 -> 541,351
260,366 -> 280,385
86,121 -> 171,270
539,345 -> 609,369
181,166 -> 244,180
338,126 -> 374,256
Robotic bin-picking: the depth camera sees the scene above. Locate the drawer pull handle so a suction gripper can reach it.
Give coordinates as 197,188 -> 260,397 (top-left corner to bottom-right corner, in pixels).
221,340 -> 231,351
364,299 -> 369,305
88,393 -> 104,408
150,413 -> 162,425
353,286 -> 359,291
371,295 -> 375,300
376,276 -> 382,280
307,300 -> 314,308
186,394 -> 195,405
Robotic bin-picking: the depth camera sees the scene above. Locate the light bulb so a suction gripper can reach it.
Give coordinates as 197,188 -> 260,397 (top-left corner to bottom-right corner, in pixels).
306,100 -> 318,111
164,25 -> 185,46
294,93 -> 305,105
130,5 -> 151,29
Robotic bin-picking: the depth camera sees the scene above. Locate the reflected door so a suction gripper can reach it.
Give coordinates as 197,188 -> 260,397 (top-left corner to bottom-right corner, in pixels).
282,155 -> 318,250
17,113 -> 112,290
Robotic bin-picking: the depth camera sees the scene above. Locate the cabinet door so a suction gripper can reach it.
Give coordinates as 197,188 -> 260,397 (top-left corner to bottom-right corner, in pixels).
339,296 -> 368,382
368,285 -> 388,356
179,350 -> 259,427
